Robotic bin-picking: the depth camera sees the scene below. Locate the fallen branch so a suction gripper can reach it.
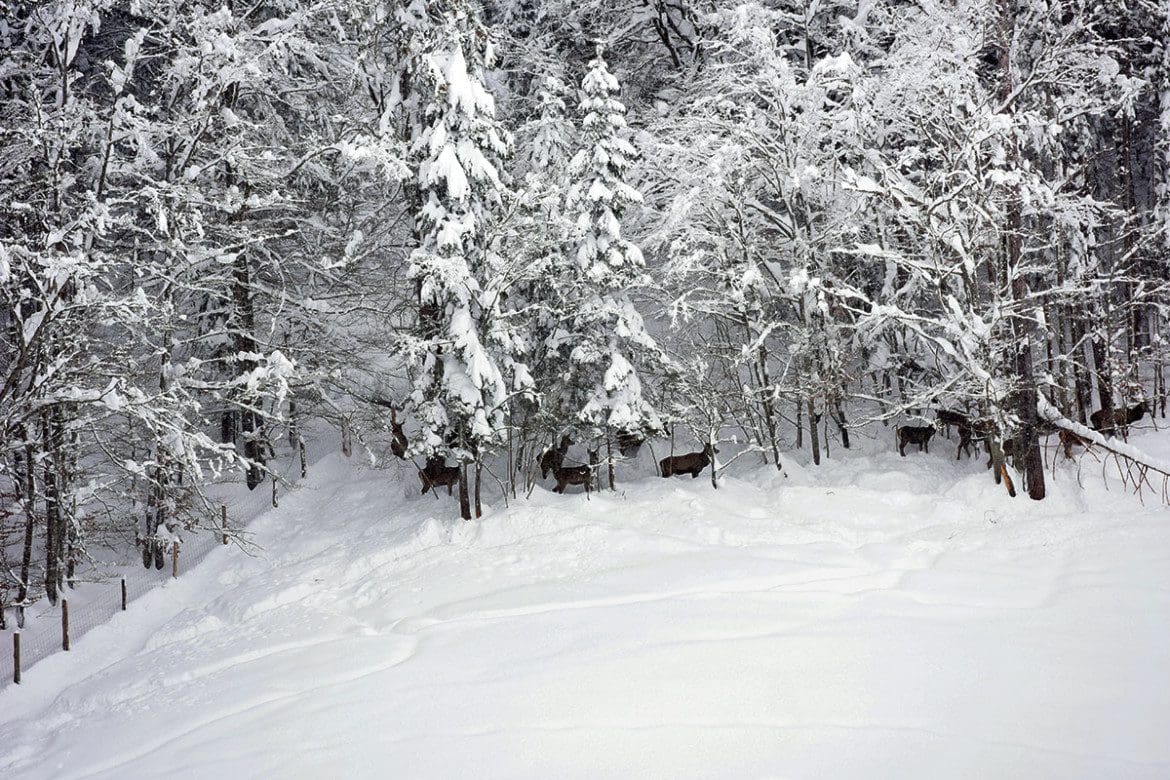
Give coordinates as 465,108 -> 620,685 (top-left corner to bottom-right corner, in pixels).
1038,395 -> 1170,505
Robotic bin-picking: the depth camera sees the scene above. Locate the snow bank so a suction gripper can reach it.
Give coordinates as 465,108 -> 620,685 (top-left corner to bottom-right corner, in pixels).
2,433 -> 1169,778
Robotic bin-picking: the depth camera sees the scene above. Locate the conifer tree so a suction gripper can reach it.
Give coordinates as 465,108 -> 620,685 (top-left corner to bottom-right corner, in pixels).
552,45 -> 663,482
396,0 -> 516,518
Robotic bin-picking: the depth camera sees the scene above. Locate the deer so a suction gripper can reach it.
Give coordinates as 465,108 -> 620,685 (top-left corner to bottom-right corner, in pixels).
390,408 -> 408,460
955,418 -> 995,460
552,462 -> 593,494
539,435 -> 572,480
617,430 -> 646,457
1089,402 -> 1148,436
419,456 -> 460,496
660,443 -> 718,478
1058,428 -> 1091,459
935,409 -> 969,439
895,425 -> 935,456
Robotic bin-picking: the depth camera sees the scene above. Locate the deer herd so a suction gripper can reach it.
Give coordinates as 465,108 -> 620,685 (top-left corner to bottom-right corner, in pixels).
391,411 -> 719,498
896,401 -> 1151,465
536,434 -> 718,494
392,398 -> 1153,501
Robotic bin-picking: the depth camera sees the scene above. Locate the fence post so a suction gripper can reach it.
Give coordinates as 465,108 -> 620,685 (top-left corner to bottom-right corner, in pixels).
62,600 -> 70,651
121,577 -> 127,611
171,541 -> 179,578
12,632 -> 20,684
222,505 -> 228,545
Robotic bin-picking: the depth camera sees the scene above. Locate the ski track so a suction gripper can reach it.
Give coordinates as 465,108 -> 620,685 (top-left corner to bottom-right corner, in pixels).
2,431 -> 1170,777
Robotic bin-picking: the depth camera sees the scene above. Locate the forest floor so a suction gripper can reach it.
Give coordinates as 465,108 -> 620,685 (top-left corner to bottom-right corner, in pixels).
2,425 -> 1169,778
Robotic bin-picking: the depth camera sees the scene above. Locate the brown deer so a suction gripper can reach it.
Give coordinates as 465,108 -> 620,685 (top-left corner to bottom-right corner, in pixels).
660,443 -> 718,478
390,409 -> 408,460
936,409 -> 969,439
896,425 -> 935,456
553,463 -> 592,494
617,430 -> 646,457
419,456 -> 460,496
539,435 -> 572,480
956,418 -> 995,460
1058,428 -> 1091,459
1090,402 -> 1148,436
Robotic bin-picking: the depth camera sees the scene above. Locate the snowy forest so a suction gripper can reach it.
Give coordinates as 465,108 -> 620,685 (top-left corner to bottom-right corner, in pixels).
2,0 -> 1169,621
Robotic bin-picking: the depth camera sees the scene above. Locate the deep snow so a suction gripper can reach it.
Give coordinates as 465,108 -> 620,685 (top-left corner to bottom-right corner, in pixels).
2,429 -> 1169,778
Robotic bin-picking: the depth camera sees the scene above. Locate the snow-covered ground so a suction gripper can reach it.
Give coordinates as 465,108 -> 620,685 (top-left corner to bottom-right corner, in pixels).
2,429 -> 1169,778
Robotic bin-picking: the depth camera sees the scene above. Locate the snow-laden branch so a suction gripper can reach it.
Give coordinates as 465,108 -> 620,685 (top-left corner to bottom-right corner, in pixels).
1038,395 -> 1170,505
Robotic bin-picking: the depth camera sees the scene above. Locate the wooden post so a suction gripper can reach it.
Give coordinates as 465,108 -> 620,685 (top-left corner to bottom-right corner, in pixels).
61,599 -> 70,651
606,434 -> 615,491
171,541 -> 179,578
271,472 -> 278,508
221,505 -> 228,545
299,438 -> 307,478
12,632 -> 20,684
121,577 -> 127,611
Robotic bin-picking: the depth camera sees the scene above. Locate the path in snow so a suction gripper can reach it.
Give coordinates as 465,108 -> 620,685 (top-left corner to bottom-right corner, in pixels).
1,429 -> 1169,778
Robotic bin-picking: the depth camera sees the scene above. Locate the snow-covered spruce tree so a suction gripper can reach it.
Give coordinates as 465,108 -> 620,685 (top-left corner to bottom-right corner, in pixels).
396,0 -> 519,519
509,74 -> 575,466
550,44 -> 664,487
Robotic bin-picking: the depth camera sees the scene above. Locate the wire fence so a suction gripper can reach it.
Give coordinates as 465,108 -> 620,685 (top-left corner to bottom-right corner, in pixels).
0,505 -> 235,688
0,445 -> 316,689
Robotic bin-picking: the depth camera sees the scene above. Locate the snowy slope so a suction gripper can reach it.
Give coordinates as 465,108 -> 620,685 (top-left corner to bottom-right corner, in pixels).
2,431 -> 1169,779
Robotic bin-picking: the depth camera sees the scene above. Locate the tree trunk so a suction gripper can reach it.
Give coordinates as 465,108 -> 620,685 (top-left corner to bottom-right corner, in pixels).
744,316 -> 782,469
458,461 -> 471,521
43,415 -> 61,606
232,253 -> 265,490
606,433 -> 615,491
807,397 -> 820,466
474,459 -> 482,519
1069,306 -> 1092,422
832,395 -> 850,449
17,440 -> 36,606
997,0 -> 1044,500
987,439 -> 1017,498
795,396 -> 803,449
756,350 -> 782,469
709,432 -> 718,490
1090,331 -> 1113,418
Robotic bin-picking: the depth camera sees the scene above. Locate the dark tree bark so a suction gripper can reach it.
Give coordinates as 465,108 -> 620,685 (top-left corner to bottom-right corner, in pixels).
807,397 -> 820,466
17,438 -> 36,607
997,0 -> 1044,500
458,461 -> 471,521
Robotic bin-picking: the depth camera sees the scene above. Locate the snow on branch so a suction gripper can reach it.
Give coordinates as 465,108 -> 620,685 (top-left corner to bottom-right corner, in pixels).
1038,395 -> 1170,505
